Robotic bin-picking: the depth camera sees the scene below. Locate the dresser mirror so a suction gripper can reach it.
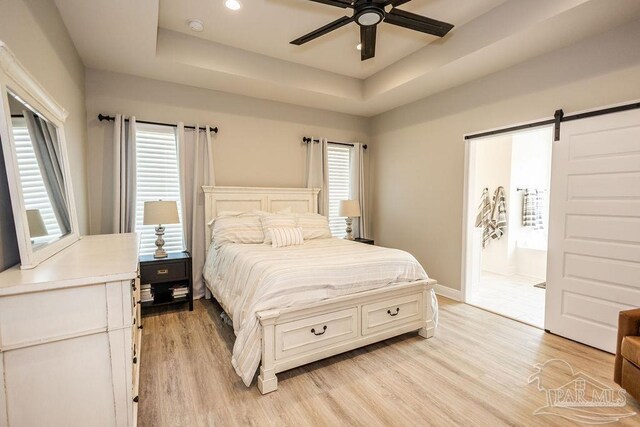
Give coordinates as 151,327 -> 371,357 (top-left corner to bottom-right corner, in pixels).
0,42 -> 79,269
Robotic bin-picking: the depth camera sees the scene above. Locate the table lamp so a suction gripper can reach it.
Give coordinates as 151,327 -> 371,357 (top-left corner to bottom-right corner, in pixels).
143,200 -> 179,258
338,200 -> 361,240
26,209 -> 48,241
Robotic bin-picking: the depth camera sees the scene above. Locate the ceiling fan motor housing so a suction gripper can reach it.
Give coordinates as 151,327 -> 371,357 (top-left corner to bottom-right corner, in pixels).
355,4 -> 384,26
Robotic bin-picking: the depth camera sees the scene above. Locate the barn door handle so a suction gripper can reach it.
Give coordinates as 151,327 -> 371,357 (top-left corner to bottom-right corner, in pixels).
311,325 -> 327,336
387,308 -> 400,316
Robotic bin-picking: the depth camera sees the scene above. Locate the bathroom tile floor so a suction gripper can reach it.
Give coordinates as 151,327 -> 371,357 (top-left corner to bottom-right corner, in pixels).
466,272 -> 545,329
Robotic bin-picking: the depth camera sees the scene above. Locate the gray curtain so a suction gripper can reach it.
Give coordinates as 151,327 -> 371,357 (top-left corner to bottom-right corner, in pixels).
177,123 -> 215,299
306,137 -> 329,215
24,111 -> 71,234
113,115 -> 137,233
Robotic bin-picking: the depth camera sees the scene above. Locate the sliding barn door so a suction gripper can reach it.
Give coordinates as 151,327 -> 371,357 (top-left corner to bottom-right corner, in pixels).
545,108 -> 640,353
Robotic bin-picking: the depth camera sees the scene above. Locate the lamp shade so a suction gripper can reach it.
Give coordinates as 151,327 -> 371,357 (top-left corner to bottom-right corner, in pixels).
26,209 -> 48,237
143,200 -> 179,225
339,200 -> 361,218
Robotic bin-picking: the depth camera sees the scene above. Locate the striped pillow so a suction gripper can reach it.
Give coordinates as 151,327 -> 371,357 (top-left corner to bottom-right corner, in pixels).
261,214 -> 297,244
296,212 -> 332,240
268,227 -> 304,248
212,215 -> 264,248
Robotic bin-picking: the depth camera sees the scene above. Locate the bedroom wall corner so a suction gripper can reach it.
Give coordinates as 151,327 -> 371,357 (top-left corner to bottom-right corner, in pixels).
84,69 -> 370,235
370,18 -> 640,294
0,0 -> 89,271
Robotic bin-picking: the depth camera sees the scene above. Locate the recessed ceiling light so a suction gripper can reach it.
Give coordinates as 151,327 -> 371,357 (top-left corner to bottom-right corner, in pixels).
356,43 -> 362,51
225,0 -> 241,10
188,19 -> 204,32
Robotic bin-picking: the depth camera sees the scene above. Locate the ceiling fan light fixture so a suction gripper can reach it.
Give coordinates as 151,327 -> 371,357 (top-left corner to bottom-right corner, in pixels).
356,5 -> 384,27
356,9 -> 383,26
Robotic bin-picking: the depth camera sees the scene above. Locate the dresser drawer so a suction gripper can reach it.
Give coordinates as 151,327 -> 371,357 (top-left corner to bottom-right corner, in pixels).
361,293 -> 423,336
140,261 -> 186,283
275,307 -> 358,360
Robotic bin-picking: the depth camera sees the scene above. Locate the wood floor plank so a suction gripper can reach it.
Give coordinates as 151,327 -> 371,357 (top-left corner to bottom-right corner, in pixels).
138,298 -> 640,426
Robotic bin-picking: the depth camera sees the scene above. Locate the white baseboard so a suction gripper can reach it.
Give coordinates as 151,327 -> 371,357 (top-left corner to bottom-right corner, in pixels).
434,284 -> 462,301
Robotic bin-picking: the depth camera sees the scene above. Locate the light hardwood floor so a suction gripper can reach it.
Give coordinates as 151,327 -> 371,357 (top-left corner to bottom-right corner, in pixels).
138,298 -> 640,426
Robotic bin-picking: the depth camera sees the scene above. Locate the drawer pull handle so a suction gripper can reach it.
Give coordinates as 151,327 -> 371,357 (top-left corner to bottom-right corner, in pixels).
310,325 -> 327,336
387,308 -> 400,317
157,269 -> 169,275
133,396 -> 139,403
133,356 -> 137,364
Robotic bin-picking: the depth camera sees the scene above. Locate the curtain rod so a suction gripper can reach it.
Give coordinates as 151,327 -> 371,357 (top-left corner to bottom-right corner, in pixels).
302,137 -> 367,150
98,114 -> 218,134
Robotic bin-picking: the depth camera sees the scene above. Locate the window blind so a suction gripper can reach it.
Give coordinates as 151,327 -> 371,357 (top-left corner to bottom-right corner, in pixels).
134,123 -> 184,255
327,143 -> 351,238
11,118 -> 62,241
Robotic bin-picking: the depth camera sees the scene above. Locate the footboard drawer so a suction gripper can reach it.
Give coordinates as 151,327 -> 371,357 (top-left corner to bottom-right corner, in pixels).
275,307 -> 358,360
362,293 -> 423,335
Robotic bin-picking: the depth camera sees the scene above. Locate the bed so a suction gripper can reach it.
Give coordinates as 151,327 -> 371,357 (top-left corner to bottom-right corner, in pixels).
202,186 -> 437,393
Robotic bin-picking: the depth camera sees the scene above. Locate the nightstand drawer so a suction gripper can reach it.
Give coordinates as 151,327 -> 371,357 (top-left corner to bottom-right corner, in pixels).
140,262 -> 186,283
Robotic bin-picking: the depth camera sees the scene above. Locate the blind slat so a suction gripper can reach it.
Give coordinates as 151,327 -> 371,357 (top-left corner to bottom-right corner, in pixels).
135,124 -> 184,255
12,118 -> 62,238
327,144 -> 352,238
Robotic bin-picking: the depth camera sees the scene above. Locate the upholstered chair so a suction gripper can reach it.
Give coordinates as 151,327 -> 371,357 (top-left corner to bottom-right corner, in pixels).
615,308 -> 640,402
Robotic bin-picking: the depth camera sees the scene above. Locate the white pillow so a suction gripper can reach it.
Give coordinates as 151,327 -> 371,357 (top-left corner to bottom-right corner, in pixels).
261,214 -> 297,244
296,212 -> 332,240
268,227 -> 304,248
212,215 -> 264,248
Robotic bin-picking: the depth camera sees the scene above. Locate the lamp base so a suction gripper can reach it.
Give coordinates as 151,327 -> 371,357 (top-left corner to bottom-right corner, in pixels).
154,225 -> 168,258
344,217 -> 354,240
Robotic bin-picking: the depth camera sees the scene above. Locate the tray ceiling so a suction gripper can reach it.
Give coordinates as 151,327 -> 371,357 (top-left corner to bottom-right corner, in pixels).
54,0 -> 640,116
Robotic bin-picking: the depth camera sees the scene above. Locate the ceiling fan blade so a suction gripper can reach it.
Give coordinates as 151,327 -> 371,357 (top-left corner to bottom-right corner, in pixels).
385,8 -> 454,37
360,25 -> 376,61
384,0 -> 412,7
290,16 -> 354,45
307,0 -> 354,8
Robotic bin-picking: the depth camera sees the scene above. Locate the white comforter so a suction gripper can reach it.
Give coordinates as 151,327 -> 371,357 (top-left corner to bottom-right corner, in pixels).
203,238 -> 436,386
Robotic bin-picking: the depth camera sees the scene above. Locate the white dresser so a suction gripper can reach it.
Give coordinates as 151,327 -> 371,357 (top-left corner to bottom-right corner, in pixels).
0,234 -> 141,427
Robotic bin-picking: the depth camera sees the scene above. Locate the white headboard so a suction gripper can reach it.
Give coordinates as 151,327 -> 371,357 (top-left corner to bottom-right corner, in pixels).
203,186 -> 320,249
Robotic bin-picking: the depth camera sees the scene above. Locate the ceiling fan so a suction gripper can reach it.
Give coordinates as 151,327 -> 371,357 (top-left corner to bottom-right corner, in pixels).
290,0 -> 454,61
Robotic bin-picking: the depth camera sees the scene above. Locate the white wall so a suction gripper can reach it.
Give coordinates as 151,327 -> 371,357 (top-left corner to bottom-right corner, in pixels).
0,0 -> 88,271
473,135 -> 513,275
510,128 -> 552,280
85,69 -> 370,234
370,19 -> 640,292
472,128 -> 552,281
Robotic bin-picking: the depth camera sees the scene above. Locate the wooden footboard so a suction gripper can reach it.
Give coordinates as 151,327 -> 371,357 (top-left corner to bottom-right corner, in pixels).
256,279 -> 437,394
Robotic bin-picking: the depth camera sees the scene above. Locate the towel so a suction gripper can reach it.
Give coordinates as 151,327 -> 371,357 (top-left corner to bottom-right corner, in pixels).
475,188 -> 492,248
522,189 -> 544,229
490,186 -> 507,240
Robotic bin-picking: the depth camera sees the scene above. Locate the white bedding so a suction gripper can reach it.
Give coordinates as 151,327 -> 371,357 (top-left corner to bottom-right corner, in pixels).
203,237 -> 437,386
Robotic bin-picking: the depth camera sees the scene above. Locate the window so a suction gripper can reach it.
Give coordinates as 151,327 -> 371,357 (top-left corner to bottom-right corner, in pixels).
12,117 -> 62,242
134,124 -> 184,255
327,143 -> 352,237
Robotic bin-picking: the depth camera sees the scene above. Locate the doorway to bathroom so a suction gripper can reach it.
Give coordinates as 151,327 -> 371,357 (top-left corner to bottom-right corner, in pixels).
462,126 -> 553,328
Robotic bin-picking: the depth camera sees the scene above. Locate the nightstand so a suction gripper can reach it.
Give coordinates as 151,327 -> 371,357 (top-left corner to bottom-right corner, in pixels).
354,238 -> 374,245
139,251 -> 193,311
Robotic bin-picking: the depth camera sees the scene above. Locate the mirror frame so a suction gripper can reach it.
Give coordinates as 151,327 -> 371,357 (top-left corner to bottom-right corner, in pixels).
0,42 -> 79,269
